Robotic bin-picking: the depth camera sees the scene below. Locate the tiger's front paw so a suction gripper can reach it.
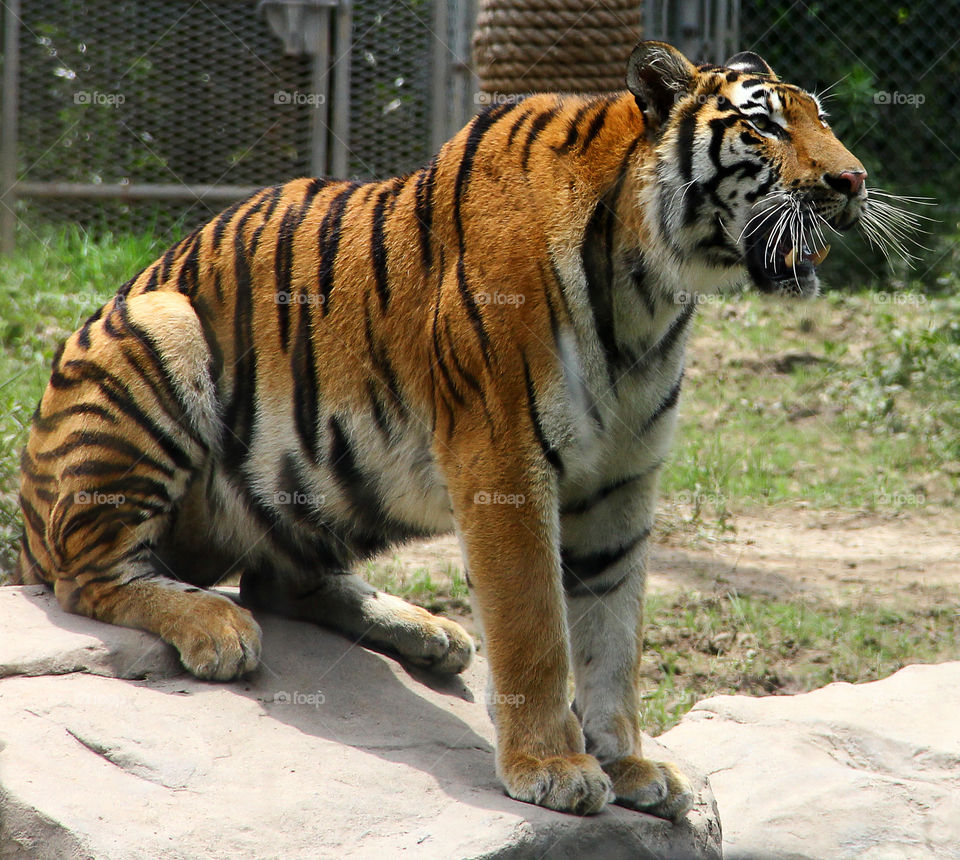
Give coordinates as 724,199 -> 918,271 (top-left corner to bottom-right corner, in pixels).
605,755 -> 694,821
160,590 -> 262,681
500,751 -> 615,815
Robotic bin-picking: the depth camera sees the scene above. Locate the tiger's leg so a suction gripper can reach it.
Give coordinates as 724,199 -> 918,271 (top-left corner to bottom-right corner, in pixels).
562,480 -> 694,821
21,292 -> 261,680
240,567 -> 473,674
440,440 -> 614,815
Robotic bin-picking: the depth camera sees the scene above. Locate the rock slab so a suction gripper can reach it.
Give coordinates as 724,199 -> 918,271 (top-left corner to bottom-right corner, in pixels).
0,586 -> 721,860
661,662 -> 960,860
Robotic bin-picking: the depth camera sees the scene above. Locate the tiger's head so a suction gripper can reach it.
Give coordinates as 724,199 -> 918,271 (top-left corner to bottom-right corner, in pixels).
628,41 -> 867,297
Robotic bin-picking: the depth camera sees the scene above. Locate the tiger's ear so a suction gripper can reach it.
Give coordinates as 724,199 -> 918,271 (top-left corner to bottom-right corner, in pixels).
725,51 -> 779,79
626,41 -> 698,131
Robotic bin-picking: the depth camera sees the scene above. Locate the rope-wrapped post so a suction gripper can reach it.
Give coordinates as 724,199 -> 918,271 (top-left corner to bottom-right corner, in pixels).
473,0 -> 642,97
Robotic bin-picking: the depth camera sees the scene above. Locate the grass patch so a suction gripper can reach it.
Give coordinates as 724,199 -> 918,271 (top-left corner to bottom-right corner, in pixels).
362,558 -> 470,615
0,227 -> 169,576
640,588 -> 960,735
662,286 -> 960,519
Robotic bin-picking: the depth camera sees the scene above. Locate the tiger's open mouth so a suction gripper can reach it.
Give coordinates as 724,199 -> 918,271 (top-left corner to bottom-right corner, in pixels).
744,223 -> 830,296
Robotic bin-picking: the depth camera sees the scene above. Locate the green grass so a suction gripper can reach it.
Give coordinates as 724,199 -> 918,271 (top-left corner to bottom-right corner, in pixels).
661,287 -> 960,518
640,588 -> 960,735
362,558 -> 471,615
0,226 -> 168,575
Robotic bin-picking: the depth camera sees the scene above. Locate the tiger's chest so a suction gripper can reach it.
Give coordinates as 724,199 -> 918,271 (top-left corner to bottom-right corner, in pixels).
550,266 -> 695,512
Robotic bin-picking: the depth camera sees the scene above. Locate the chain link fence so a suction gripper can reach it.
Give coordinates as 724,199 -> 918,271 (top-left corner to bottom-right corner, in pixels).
1,0 -> 956,285
0,0 -> 476,247
737,0 -> 959,287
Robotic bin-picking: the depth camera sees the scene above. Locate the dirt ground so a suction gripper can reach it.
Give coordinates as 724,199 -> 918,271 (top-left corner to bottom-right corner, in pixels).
387,505 -> 960,625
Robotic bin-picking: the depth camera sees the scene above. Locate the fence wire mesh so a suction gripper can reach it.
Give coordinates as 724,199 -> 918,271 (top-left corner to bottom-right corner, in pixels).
1,0 -> 461,243
736,0 -> 960,286
1,0 -> 956,285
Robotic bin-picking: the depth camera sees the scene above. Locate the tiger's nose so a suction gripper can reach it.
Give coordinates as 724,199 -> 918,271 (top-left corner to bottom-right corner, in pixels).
825,170 -> 867,196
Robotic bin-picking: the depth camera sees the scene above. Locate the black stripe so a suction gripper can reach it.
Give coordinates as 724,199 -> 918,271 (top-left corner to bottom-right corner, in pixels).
158,245 -> 178,282
582,189 -> 622,380
249,185 -> 285,256
521,106 -> 559,170
142,265 -> 160,294
522,355 -> 563,474
292,285 -> 321,463
443,316 -> 481,394
506,107 -> 534,148
317,182 -> 362,314
561,472 -> 652,517
553,100 -> 597,156
581,133 -> 647,380
578,100 -> 611,153
653,304 -> 696,360
453,102 -> 515,241
456,257 -> 492,366
627,251 -> 657,318
676,108 -> 699,182
367,380 -> 391,440
413,158 -> 437,270
561,527 -> 650,592
18,530 -> 45,581
177,232 -> 202,296
274,203 -> 298,349
211,197 -> 249,252
77,306 -> 104,349
57,359 -> 193,470
20,449 -> 56,483
32,486 -> 57,504
363,312 -> 405,413
19,493 -> 47,539
117,317 -> 205,444
327,416 -> 430,553
638,372 -> 684,435
450,104 -> 516,365
370,183 -> 394,312
431,283 -> 466,408
222,196 -> 270,473
35,431 -> 174,478
274,180 -> 329,340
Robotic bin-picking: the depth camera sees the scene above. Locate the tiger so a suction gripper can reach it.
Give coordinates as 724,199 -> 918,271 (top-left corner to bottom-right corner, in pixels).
16,41 -> 873,819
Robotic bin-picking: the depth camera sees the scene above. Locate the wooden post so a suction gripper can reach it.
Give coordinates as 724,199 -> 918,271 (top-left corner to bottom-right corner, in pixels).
330,0 -> 352,178
309,8 -> 332,178
1,0 -> 21,255
430,0 -> 451,153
